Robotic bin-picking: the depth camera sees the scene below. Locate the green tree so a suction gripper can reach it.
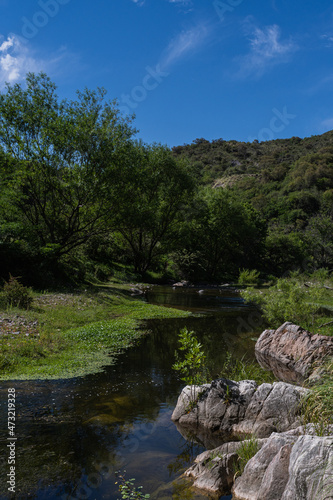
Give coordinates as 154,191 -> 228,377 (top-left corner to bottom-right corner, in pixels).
174,188 -> 266,281
114,142 -> 194,275
0,72 -> 135,263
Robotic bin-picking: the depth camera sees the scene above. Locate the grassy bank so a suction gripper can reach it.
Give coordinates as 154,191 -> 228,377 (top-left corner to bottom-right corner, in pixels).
0,283 -> 191,380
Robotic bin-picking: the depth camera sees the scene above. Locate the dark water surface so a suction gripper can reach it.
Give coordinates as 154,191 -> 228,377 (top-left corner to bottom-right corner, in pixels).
0,286 -> 260,500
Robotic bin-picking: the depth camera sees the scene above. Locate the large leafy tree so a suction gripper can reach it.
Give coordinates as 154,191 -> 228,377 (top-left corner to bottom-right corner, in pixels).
114,142 -> 194,275
172,187 -> 266,281
0,72 -> 135,262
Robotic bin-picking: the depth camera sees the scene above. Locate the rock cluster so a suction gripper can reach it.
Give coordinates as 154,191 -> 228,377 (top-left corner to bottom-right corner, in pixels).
186,425 -> 333,499
172,379 -> 307,439
171,323 -> 333,499
0,315 -> 39,337
232,426 -> 333,500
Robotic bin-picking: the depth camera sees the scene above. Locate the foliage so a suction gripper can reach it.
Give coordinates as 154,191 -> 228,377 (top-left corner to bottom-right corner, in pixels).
114,142 -> 194,275
173,327 -> 207,386
0,72 -> 135,264
241,274 -> 326,329
220,352 -> 276,384
238,269 -> 260,285
172,188 -> 266,281
115,472 -> 150,500
2,275 -> 33,309
1,72 -> 333,284
234,435 -> 261,477
300,357 -> 333,435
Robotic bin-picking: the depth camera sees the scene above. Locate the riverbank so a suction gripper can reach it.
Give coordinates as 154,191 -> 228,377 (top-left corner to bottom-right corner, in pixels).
0,283 -> 191,380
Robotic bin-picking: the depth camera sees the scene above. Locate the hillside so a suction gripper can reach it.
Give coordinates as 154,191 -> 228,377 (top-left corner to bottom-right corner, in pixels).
172,131 -> 333,187
172,131 -> 333,275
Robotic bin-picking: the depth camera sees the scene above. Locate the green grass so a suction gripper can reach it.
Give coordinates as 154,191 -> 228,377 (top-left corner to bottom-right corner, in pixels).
234,435 -> 261,477
0,283 -> 191,380
300,357 -> 333,435
219,352 -> 276,384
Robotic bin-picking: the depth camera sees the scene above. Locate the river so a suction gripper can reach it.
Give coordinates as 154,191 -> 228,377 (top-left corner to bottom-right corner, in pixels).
0,286 -> 262,500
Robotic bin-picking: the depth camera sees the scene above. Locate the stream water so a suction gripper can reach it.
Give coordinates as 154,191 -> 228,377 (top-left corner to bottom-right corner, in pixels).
0,286 -> 262,500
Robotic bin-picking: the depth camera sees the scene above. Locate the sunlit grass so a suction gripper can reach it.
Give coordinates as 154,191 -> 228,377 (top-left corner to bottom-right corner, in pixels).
0,283 -> 191,380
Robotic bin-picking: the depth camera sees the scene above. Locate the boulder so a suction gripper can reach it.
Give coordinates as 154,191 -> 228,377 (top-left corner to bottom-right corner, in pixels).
172,379 -> 307,439
232,432 -> 296,500
233,381 -> 308,438
255,322 -> 333,384
232,429 -> 333,500
281,434 -> 333,499
185,440 -> 267,497
171,379 -> 257,437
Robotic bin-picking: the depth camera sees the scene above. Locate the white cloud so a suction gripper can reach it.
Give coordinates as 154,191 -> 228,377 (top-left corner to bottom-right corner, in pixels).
0,34 -> 79,88
0,35 -> 43,87
159,24 -> 210,70
234,24 -> 297,79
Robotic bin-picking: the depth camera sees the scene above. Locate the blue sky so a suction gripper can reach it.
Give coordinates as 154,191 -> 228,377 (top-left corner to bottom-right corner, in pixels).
0,0 -> 333,147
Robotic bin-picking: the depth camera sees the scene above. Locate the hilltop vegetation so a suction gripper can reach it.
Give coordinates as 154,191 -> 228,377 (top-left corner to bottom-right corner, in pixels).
0,72 -> 332,286
173,134 -> 333,276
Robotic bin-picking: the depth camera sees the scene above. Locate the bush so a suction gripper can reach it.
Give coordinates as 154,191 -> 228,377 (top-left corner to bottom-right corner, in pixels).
238,269 -> 260,285
240,274 -> 325,329
2,275 -> 33,309
115,472 -> 150,499
173,327 -> 207,385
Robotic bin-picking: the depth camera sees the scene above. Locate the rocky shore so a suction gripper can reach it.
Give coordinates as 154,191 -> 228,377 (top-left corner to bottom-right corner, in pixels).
171,322 -> 333,499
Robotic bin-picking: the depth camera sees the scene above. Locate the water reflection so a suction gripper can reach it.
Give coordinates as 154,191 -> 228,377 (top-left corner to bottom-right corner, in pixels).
0,286 -> 259,499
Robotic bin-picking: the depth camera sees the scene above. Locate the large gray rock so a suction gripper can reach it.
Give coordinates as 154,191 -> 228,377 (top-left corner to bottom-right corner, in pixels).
232,432 -> 296,500
232,429 -> 333,500
185,440 -> 267,496
255,322 -> 333,384
233,381 -> 308,437
171,378 -> 257,437
282,434 -> 333,500
172,379 -> 307,439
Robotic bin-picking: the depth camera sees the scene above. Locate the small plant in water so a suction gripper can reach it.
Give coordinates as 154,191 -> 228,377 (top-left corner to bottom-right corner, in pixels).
115,471 -> 150,499
173,327 -> 208,411
173,327 -> 207,386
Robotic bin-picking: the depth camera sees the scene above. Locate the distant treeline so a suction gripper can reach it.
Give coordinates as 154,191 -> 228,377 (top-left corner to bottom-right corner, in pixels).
0,73 -> 332,287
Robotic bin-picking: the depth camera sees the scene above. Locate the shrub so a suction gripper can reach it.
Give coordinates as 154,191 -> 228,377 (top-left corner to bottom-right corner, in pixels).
238,269 -> 260,286
173,327 -> 207,385
2,275 -> 33,309
241,275 -> 325,329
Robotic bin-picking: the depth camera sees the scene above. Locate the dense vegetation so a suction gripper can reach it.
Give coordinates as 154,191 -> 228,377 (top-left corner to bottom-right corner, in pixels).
172,134 -> 333,277
0,72 -> 333,287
